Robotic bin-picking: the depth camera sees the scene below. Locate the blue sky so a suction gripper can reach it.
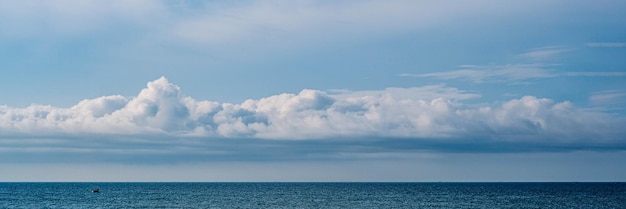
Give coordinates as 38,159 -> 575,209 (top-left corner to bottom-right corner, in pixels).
1,0 -> 625,182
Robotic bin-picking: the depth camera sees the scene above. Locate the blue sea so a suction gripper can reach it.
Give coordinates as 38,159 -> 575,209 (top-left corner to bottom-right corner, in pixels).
0,182 -> 624,208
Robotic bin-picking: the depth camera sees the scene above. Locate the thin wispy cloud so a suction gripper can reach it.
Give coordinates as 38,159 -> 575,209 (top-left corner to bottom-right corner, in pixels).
329,85 -> 480,101
400,53 -> 625,83
586,42 -> 626,48
590,90 -> 626,106
400,67 -> 626,83
399,64 -> 555,83
515,46 -> 572,61
1,0 -> 431,42
0,0 -> 165,39
562,72 -> 626,77
154,0 -> 538,47
0,0 -> 557,50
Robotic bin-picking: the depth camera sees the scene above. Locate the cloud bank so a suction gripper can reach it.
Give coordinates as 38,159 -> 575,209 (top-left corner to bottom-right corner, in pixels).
1,77 -> 624,143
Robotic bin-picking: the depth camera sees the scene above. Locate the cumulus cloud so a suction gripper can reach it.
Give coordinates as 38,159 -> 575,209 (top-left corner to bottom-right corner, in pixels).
1,77 -> 624,146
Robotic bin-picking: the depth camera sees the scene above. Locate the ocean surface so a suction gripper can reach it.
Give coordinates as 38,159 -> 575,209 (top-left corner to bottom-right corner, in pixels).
0,182 -> 624,208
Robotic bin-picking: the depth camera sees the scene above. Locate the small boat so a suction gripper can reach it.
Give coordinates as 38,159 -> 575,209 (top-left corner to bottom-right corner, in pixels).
92,188 -> 100,193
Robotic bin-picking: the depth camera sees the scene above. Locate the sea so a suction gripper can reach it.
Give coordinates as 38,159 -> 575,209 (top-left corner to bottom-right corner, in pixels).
0,182 -> 624,208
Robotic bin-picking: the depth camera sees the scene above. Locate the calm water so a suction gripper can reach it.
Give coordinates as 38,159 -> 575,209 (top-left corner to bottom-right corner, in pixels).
0,183 -> 624,208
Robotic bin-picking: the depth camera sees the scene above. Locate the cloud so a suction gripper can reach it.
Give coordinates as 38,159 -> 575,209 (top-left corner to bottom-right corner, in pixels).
400,64 -> 555,83
586,42 -> 626,48
562,72 -> 626,77
167,0 -> 472,45
1,77 -> 625,165
401,64 -> 626,83
0,0 -> 438,42
0,77 -> 624,154
400,43 -> 624,84
590,90 -> 626,107
0,0 -> 555,48
329,85 -> 480,101
515,46 -> 572,61
0,0 -> 165,39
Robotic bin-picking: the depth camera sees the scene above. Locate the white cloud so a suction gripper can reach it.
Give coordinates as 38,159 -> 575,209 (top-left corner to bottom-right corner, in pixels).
0,77 -> 623,144
72,95 -> 128,118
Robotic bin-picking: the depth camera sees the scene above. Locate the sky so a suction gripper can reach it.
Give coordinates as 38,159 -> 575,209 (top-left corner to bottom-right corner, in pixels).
0,0 -> 625,182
